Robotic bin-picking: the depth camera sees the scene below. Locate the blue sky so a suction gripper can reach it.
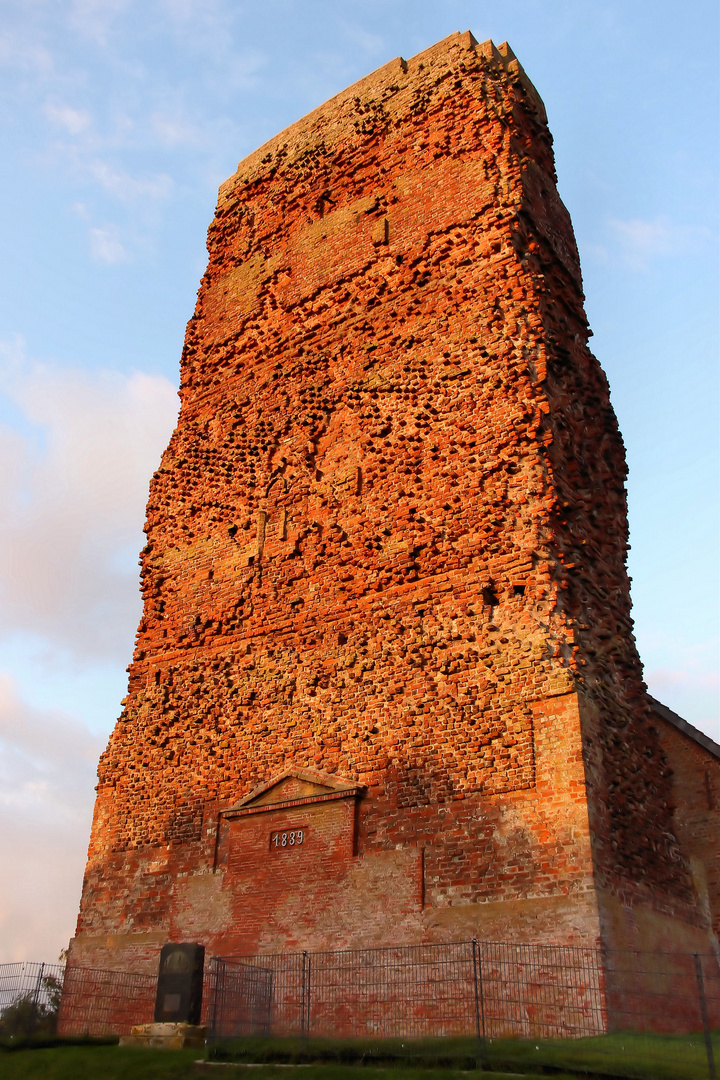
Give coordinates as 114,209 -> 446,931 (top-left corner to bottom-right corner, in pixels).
0,0 -> 717,961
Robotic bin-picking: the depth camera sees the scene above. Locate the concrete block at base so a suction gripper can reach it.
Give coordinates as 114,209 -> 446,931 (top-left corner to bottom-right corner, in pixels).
119,1022 -> 207,1049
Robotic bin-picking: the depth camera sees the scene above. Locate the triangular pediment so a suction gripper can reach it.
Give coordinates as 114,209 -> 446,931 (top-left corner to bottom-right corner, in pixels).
223,768 -> 362,817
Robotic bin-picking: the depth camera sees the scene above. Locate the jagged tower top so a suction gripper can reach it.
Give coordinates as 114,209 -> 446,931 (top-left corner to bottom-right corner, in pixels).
218,33 -> 548,204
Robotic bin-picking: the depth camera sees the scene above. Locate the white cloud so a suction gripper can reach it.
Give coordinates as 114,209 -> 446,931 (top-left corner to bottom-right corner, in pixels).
0,337 -> 179,664
44,99 -> 92,136
607,215 -> 710,271
225,48 -> 267,90
88,159 -> 173,203
149,110 -> 201,148
0,337 -> 178,961
0,674 -> 100,814
646,640 -> 720,741
0,672 -> 102,962
339,22 -> 385,56
68,0 -> 132,47
0,24 -> 55,78
89,224 -> 128,263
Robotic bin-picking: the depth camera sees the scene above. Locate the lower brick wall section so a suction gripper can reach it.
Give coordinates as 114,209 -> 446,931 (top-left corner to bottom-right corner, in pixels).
575,692 -> 720,957
596,890 -> 720,958
67,687 -> 719,995
176,796 -> 426,955
56,941 -> 720,1043
208,941 -> 607,1040
71,690 -> 604,967
56,966 -> 155,1037
654,715 -> 720,943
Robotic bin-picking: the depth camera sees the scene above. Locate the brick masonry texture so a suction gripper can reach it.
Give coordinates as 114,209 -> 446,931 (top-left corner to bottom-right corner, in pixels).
69,32 -> 719,975
651,702 -> 719,943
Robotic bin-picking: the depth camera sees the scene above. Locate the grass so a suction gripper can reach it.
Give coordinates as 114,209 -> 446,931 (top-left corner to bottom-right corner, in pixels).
0,1031 -> 717,1080
481,1031 -> 718,1079
209,1035 -> 494,1069
0,1045 -> 202,1079
0,1045 -> 553,1080
208,1031 -> 720,1080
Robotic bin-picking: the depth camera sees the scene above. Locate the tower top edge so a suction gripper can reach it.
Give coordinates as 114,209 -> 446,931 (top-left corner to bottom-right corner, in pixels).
217,32 -> 545,206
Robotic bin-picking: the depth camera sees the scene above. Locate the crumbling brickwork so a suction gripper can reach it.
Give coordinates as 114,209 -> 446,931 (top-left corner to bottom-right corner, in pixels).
69,32 -> 718,976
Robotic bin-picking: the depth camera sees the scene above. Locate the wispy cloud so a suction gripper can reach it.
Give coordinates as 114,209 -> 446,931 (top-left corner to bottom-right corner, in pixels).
0,672 -> 102,962
1,0 -> 255,272
0,674 -> 101,811
224,49 -> 268,91
68,0 -> 132,47
599,215 -> 711,271
150,110 -> 201,148
89,224 -> 128,262
339,22 -> 386,56
88,159 -> 173,203
74,203 -> 129,262
0,24 -> 55,78
0,337 -> 178,663
646,639 -> 719,739
0,335 -> 177,961
44,99 -> 92,136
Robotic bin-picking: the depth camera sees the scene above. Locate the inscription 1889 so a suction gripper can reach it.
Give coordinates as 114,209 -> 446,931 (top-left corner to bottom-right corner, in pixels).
271,829 -> 305,850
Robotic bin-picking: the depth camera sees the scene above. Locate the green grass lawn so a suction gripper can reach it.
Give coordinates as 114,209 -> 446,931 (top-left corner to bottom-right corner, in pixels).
0,1045 -> 200,1079
0,1031 -> 717,1080
0,1046 -> 550,1080
209,1031 -> 719,1080
481,1030 -> 718,1079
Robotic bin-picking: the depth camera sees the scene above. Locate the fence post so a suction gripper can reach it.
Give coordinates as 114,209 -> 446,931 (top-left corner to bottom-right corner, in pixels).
472,939 -> 486,1070
300,952 -> 308,1044
265,969 -> 274,1036
304,953 -> 312,1045
28,962 -> 45,1038
210,958 -> 222,1042
694,953 -> 717,1080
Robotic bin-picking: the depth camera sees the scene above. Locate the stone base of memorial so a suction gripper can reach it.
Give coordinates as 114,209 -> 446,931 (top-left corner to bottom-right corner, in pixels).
119,1022 -> 207,1049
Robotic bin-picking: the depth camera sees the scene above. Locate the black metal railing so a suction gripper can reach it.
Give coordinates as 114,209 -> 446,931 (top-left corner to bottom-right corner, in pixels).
1,942 -> 717,1078
206,940 -> 719,1079
0,961 -> 65,1038
57,965 -> 156,1036
207,940 -> 607,1041
0,961 -> 155,1039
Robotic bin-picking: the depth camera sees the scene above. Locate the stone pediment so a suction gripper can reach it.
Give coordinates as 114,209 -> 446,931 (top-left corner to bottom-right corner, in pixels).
221,768 -> 363,819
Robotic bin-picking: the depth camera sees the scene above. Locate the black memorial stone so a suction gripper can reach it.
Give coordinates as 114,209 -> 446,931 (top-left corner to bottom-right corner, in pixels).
154,942 -> 205,1024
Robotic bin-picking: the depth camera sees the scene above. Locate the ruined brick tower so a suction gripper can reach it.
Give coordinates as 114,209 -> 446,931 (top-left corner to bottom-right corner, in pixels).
70,32 -> 718,975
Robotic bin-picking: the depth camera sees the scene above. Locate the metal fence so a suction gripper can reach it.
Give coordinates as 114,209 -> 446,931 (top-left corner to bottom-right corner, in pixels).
206,941 -> 720,1079
57,965 -> 156,1037
205,958 -> 274,1037
0,961 -> 156,1039
206,940 -> 606,1040
1,943 -> 718,1078
0,961 -> 65,1037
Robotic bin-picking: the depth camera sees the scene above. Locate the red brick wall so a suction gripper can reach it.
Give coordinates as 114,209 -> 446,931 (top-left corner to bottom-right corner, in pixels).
655,717 -> 719,942
69,32 -> 714,978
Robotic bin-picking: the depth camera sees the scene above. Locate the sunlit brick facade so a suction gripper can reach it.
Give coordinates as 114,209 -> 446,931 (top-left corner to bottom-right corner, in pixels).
68,32 -> 719,981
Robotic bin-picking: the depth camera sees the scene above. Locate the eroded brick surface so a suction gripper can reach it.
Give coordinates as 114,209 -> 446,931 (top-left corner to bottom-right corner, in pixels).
70,32 -> 717,976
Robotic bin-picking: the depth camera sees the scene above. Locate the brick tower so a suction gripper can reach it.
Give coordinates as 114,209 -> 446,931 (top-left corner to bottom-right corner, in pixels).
69,32 -> 717,975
